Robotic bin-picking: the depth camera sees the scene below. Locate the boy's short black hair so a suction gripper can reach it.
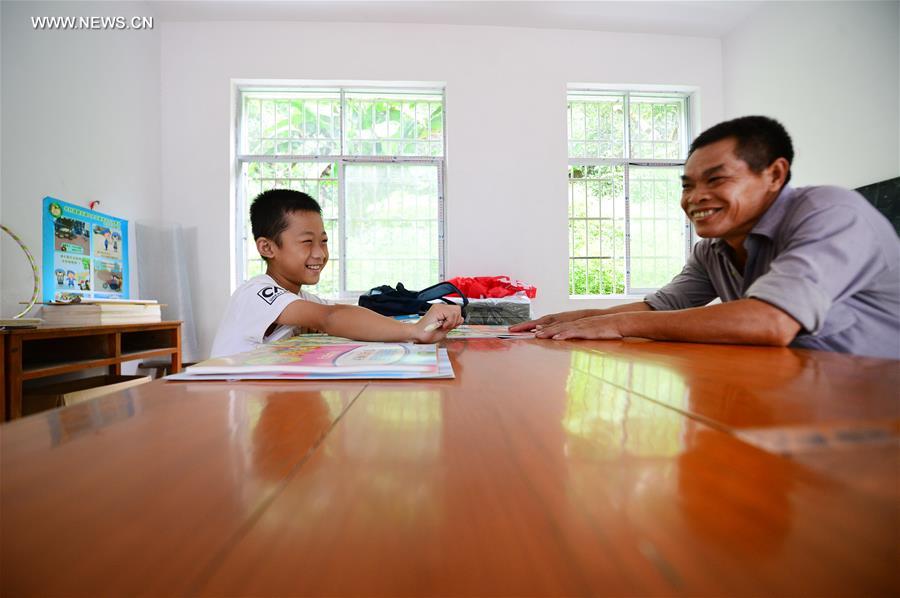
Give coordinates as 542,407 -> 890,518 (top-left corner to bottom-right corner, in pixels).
250,189 -> 322,245
690,115 -> 794,185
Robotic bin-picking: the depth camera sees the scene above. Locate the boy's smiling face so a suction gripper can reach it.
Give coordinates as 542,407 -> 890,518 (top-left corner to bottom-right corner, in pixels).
260,210 -> 328,290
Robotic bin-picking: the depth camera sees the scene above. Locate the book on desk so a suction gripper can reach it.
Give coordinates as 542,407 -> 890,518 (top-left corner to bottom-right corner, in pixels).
168,336 -> 454,381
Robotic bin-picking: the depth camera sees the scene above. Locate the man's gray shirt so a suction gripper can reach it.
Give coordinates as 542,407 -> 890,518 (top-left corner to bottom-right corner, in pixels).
645,185 -> 900,359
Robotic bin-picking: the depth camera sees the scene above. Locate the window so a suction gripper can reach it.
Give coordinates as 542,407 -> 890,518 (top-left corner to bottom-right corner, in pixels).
567,91 -> 691,296
235,86 -> 445,298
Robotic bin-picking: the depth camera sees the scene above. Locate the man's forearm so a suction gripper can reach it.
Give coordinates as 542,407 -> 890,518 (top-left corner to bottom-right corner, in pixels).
601,301 -> 653,315
611,299 -> 800,346
574,302 -> 652,319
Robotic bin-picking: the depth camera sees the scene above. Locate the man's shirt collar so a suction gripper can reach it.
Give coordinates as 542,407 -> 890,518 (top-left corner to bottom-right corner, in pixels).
750,185 -> 794,239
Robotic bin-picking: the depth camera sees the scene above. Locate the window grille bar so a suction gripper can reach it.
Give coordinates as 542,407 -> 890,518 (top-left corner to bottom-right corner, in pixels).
437,159 -> 446,281
339,89 -> 346,155
238,154 -> 443,165
336,160 -> 347,295
567,158 -> 687,168
623,93 -> 632,294
336,257 -> 438,262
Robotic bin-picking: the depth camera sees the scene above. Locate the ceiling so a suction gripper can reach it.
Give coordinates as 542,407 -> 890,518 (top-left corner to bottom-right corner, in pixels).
149,0 -> 766,37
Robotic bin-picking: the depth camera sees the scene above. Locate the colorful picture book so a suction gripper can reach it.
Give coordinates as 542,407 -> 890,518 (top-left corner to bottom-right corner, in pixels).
170,337 -> 452,380
167,349 -> 454,381
42,197 -> 129,303
165,327 -> 536,383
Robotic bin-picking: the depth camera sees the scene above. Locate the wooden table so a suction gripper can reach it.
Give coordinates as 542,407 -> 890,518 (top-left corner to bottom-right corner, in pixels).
2,321 -> 181,420
1,339 -> 897,596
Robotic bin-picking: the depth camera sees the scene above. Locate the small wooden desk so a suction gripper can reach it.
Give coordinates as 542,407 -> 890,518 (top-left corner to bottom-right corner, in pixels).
2,321 -> 181,420
1,339 -> 897,596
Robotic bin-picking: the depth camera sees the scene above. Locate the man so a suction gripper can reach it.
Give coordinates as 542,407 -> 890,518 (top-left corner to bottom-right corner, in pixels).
511,116 -> 900,359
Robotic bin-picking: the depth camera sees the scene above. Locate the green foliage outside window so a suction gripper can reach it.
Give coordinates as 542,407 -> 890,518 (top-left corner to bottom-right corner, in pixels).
345,98 -> 443,157
242,93 -> 443,157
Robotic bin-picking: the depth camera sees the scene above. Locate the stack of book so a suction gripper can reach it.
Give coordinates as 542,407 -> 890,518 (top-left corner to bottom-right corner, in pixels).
0,318 -> 42,328
40,300 -> 162,326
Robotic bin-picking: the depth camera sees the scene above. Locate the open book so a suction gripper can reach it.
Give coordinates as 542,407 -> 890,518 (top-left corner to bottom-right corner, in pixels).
169,337 -> 453,380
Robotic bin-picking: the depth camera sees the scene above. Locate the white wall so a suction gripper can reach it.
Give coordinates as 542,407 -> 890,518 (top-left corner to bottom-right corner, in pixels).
0,1 -> 161,318
160,22 -> 723,355
722,1 -> 900,188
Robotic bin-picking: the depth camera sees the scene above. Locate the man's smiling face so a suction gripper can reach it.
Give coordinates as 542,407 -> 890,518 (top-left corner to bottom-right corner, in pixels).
680,137 -> 784,246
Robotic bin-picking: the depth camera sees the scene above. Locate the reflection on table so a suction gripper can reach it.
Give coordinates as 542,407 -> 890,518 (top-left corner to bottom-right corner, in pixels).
1,339 -> 897,596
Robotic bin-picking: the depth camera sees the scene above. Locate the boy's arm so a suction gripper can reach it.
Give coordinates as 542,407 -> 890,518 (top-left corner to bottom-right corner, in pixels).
277,300 -> 463,343
535,298 -> 801,346
509,302 -> 651,332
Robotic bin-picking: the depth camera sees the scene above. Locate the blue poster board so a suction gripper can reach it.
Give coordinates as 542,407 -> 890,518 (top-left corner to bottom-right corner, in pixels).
42,197 -> 129,303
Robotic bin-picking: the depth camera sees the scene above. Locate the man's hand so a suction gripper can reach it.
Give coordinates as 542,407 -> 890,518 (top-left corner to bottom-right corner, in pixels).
508,310 -> 588,332
411,304 -> 464,343
534,315 -> 624,340
509,303 -> 652,333
533,299 -> 801,346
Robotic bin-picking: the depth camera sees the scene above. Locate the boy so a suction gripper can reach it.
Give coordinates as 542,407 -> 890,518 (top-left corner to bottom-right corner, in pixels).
210,189 -> 462,358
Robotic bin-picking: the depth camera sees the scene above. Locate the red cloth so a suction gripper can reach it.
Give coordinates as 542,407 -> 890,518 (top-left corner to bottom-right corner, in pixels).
448,276 -> 537,299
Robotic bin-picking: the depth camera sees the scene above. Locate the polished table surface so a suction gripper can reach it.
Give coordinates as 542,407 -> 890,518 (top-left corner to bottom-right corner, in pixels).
1,339 -> 898,596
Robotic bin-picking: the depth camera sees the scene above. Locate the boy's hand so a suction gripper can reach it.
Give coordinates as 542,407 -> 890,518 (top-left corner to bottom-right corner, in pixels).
509,310 -> 587,332
412,304 -> 463,343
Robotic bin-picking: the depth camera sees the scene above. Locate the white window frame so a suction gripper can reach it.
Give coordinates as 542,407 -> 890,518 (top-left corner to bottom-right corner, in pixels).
231,83 -> 447,300
567,88 -> 695,298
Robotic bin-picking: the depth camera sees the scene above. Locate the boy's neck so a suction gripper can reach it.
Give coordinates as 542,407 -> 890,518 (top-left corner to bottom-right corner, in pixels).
265,268 -> 301,295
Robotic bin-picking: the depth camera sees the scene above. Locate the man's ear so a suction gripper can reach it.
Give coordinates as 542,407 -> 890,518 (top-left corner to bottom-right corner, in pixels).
767,157 -> 790,190
256,237 -> 276,259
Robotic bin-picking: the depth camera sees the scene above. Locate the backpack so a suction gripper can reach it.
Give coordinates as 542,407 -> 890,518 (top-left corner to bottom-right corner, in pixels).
358,281 -> 468,318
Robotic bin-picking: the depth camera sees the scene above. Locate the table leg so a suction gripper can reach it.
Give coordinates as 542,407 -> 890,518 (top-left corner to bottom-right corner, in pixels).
108,332 -> 121,375
170,324 -> 182,374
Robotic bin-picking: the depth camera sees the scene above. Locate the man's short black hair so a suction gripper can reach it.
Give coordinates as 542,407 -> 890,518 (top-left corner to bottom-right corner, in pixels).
250,188 -> 322,244
689,115 -> 794,185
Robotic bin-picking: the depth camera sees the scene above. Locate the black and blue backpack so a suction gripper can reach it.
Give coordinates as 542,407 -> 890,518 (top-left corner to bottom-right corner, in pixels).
358,281 -> 468,318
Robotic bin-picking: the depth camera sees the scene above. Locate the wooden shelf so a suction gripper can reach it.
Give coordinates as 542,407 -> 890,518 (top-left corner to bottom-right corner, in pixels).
120,348 -> 178,361
23,358 -> 120,381
3,321 -> 182,421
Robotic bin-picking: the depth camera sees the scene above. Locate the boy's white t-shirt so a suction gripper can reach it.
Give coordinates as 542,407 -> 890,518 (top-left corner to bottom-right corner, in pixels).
209,274 -> 328,358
